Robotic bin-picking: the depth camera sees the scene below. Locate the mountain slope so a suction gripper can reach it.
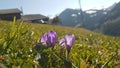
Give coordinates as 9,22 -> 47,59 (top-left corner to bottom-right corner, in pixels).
59,2 -> 120,36
59,8 -> 81,27
100,2 -> 120,36
58,8 -> 107,30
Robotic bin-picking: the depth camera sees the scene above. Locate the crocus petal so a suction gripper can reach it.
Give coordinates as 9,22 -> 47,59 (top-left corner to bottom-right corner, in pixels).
65,34 -> 75,47
59,38 -> 65,48
47,31 -> 57,47
41,33 -> 48,45
52,31 -> 57,40
65,34 -> 75,53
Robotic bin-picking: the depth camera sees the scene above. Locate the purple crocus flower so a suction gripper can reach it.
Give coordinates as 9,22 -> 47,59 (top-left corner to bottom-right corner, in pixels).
41,31 -> 57,47
47,31 -> 57,47
65,34 -> 75,53
41,33 -> 48,45
59,38 -> 65,49
59,34 -> 75,53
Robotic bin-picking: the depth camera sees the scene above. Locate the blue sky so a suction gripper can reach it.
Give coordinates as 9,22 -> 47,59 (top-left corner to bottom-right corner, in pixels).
0,0 -> 119,17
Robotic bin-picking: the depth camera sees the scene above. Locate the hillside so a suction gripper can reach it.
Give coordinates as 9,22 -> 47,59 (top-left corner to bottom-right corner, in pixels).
58,1 -> 120,36
59,8 -> 108,30
0,20 -> 120,68
99,2 -> 120,36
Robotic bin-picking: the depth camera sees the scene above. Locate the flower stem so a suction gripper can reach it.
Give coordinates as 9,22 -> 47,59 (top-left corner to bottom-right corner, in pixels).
66,50 -> 68,60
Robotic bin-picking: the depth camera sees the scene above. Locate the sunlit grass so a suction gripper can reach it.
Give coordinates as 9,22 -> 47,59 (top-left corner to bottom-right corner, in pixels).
0,20 -> 120,68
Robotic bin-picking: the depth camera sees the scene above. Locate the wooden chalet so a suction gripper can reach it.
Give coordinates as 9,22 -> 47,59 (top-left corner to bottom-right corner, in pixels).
21,14 -> 49,24
0,8 -> 22,21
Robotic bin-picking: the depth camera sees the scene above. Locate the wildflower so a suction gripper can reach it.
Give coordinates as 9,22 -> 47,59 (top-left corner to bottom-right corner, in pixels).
41,31 -> 57,47
59,38 -> 65,49
41,33 -> 48,45
65,34 -> 75,53
47,31 -> 57,47
59,34 -> 75,53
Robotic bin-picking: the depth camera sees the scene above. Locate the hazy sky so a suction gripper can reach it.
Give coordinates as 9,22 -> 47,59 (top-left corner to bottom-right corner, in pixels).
0,0 -> 119,17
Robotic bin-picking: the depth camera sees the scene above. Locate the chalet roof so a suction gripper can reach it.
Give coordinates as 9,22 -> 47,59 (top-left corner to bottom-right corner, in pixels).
21,14 -> 49,21
0,8 -> 21,14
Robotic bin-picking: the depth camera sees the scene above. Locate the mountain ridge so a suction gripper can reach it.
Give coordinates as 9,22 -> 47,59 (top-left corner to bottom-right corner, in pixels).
58,1 -> 120,36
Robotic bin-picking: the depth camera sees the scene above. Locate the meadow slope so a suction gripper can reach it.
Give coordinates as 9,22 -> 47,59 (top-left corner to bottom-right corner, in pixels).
0,20 -> 120,68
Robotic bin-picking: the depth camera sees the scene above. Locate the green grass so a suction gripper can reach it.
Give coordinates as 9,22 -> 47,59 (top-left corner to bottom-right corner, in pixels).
0,20 -> 120,68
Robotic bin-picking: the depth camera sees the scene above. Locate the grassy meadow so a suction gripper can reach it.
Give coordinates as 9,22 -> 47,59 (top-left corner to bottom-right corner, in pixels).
0,19 -> 120,68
